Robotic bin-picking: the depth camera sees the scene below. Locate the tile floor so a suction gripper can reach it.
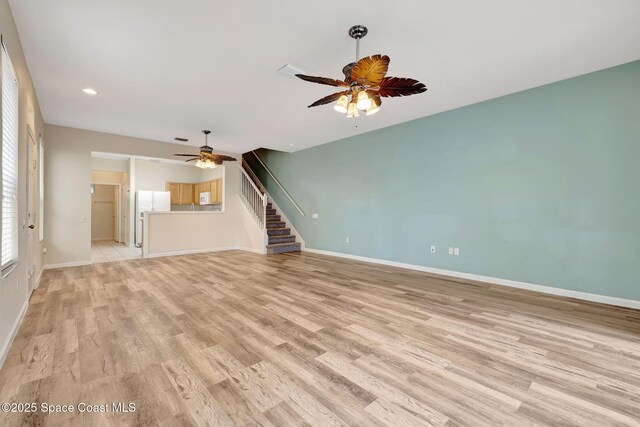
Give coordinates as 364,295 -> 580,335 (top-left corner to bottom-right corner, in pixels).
91,239 -> 142,263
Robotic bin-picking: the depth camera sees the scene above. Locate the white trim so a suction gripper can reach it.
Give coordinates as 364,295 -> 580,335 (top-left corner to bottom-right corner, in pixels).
0,300 -> 28,370
34,267 -> 43,290
236,246 -> 266,255
44,260 -> 92,269
146,246 -> 264,259
303,248 -> 640,310
1,241 -> 45,370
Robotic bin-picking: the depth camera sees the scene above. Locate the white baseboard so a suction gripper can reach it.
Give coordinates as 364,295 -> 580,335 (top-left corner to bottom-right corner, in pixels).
237,246 -> 267,255
0,300 -> 28,370
303,248 -> 640,310
34,267 -> 43,290
147,246 -> 264,259
44,260 -> 92,269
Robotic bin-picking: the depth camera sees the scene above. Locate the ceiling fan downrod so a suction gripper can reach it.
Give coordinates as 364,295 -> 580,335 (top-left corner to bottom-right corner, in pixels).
348,25 -> 368,63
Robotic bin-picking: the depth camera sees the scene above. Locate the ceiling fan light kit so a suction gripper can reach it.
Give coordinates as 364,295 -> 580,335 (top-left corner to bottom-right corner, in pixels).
173,130 -> 237,168
296,25 -> 427,118
334,95 -> 349,113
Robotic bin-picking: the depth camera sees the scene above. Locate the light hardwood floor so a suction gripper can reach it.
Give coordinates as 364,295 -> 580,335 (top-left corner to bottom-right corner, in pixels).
1,251 -> 639,426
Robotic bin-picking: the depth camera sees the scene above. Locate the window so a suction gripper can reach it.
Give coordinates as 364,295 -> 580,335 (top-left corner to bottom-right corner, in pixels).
39,137 -> 44,241
1,41 -> 19,272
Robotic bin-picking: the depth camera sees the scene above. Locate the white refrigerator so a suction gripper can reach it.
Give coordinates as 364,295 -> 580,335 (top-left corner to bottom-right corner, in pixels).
135,191 -> 171,246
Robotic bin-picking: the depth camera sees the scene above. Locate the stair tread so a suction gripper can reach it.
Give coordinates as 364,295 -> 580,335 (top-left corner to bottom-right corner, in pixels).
269,237 -> 296,242
266,242 -> 301,247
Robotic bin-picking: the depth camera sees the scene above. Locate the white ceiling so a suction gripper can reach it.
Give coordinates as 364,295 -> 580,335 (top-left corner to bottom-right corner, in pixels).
9,0 -> 640,153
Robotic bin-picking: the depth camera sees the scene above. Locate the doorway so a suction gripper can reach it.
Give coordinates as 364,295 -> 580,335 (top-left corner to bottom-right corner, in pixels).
91,183 -> 120,242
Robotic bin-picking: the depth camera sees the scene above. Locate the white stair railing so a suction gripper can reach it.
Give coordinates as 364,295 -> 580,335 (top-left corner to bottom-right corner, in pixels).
240,166 -> 267,231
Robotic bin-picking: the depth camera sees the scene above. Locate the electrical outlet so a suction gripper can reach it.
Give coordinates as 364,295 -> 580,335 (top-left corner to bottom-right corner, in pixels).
346,237 -> 350,244
430,245 -> 436,253
448,247 -> 454,255
454,247 -> 460,256
81,216 -> 86,223
312,213 -> 319,219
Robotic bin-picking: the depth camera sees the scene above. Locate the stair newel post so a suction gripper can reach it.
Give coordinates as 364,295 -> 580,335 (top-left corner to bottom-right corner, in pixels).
262,195 -> 268,246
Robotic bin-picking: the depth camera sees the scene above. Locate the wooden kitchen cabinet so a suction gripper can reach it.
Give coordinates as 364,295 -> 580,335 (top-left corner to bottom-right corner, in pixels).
166,178 -> 223,205
166,182 -> 194,205
193,183 -> 201,204
167,182 -> 181,204
214,178 -> 222,203
179,183 -> 194,204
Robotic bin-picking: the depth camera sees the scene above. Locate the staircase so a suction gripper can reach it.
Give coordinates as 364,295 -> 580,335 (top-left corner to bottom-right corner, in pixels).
265,202 -> 301,254
240,160 -> 301,255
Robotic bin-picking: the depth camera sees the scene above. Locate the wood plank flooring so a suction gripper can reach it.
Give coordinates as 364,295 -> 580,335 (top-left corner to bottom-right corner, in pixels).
1,251 -> 639,426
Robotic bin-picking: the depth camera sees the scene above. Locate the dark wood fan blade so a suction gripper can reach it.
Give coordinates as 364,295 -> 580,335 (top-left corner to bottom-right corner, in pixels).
202,152 -> 237,162
377,77 -> 427,97
351,55 -> 390,86
185,158 -> 199,162
308,90 -> 349,108
174,153 -> 199,157
215,155 -> 237,162
295,74 -> 348,87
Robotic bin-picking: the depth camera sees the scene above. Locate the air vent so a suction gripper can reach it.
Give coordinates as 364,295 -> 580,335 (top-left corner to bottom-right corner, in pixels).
174,137 -> 189,142
278,64 -> 306,77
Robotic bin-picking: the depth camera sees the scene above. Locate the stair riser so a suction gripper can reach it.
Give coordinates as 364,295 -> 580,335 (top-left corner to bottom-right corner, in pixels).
266,215 -> 281,222
266,221 -> 286,229
266,209 -> 276,215
268,236 -> 296,244
267,228 -> 290,236
266,243 -> 302,254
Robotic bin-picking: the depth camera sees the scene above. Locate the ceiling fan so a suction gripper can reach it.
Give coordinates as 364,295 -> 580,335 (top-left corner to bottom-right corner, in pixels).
174,130 -> 236,169
296,25 -> 427,117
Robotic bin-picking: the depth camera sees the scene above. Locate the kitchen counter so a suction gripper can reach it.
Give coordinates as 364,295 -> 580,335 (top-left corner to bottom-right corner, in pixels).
150,210 -> 224,215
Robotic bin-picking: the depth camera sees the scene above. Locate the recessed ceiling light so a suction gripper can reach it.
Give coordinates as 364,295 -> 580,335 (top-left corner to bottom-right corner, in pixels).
289,143 -> 295,146
82,88 -> 98,95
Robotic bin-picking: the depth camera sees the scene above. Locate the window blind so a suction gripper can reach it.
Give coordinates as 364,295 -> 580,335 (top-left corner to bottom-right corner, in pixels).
2,42 -> 19,271
39,138 -> 44,241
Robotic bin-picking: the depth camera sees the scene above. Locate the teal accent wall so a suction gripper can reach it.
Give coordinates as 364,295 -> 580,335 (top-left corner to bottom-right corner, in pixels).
246,61 -> 640,301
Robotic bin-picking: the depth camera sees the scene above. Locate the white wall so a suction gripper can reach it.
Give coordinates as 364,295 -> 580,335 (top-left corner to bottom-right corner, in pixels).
201,167 -> 224,181
91,156 -> 128,173
135,158 -> 202,192
44,124 -> 240,266
0,0 -> 46,367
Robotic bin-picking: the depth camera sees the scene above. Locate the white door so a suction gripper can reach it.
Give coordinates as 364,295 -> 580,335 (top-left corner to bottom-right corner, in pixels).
26,130 -> 38,294
121,184 -> 128,243
113,186 -> 119,242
